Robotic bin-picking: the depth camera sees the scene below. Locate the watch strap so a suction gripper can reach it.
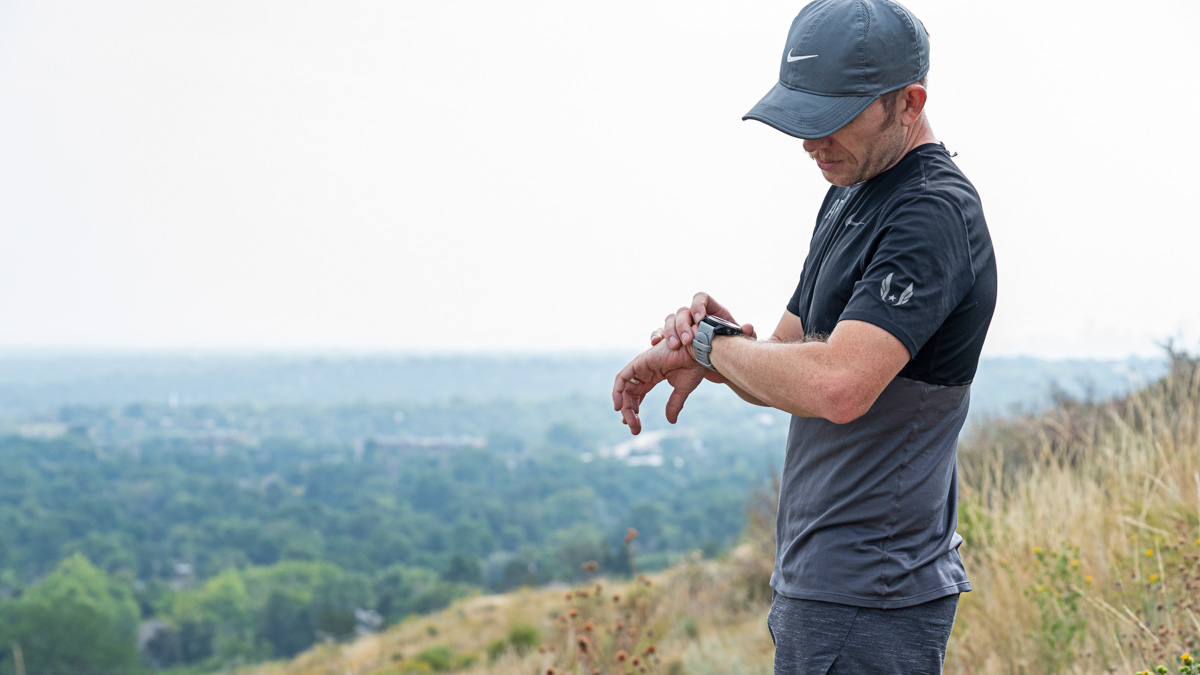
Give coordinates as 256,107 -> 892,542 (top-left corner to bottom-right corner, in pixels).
693,327 -> 717,371
692,316 -> 742,372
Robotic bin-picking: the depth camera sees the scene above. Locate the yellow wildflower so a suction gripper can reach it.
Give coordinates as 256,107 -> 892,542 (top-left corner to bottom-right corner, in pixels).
1085,576 -> 1093,583
1032,546 -> 1042,554
1149,574 -> 1158,583
1145,548 -> 1154,557
1070,559 -> 1079,567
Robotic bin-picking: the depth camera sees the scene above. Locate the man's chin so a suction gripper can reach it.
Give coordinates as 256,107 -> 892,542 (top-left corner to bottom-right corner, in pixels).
819,169 -> 856,187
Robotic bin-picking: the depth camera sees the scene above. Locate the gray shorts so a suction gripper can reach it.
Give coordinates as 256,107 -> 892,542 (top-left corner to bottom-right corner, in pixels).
768,592 -> 959,675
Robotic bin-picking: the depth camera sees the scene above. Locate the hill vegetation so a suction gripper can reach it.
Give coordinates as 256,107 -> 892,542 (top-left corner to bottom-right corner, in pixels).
0,352 -> 1182,673
217,350 -> 1199,675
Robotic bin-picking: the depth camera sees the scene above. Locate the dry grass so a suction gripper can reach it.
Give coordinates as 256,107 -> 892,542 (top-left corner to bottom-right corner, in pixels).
228,353 -> 1200,675
229,562 -> 774,675
949,352 -> 1200,674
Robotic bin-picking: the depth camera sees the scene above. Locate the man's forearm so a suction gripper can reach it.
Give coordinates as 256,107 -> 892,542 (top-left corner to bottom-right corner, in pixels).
704,320 -> 910,424
709,336 -> 834,419
721,376 -> 770,407
686,341 -> 770,407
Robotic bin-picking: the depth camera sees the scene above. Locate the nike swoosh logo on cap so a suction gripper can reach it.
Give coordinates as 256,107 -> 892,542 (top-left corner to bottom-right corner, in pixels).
787,51 -> 818,62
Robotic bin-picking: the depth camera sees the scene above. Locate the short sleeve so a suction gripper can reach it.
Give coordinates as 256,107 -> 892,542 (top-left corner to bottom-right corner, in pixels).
838,195 -> 975,357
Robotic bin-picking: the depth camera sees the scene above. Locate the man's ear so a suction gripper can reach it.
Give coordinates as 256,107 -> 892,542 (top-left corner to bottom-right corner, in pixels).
901,84 -> 927,126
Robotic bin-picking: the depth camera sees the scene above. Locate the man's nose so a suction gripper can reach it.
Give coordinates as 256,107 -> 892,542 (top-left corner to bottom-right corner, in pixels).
802,136 -> 830,154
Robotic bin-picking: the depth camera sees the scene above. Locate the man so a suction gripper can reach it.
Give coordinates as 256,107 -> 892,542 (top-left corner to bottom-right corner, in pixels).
610,0 -> 997,672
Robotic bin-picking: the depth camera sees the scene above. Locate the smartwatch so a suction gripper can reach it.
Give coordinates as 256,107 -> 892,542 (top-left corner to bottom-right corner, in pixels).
692,315 -> 743,372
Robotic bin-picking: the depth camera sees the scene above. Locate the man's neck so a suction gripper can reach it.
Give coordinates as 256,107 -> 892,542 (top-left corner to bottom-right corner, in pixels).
900,115 -> 938,158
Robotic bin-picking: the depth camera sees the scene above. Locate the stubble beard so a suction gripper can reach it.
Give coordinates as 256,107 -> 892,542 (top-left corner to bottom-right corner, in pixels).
821,113 -> 909,187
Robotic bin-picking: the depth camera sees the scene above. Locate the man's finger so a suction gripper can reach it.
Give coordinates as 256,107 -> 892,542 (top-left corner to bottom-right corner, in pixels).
621,404 -> 636,431
650,330 -> 662,346
675,306 -> 694,346
628,390 -> 641,416
661,313 -> 682,350
693,292 -> 739,325
612,365 -> 639,411
691,292 -> 711,324
621,405 -> 641,435
665,387 -> 690,424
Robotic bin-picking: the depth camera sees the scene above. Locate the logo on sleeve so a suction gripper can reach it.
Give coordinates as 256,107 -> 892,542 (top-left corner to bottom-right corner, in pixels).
880,273 -> 913,306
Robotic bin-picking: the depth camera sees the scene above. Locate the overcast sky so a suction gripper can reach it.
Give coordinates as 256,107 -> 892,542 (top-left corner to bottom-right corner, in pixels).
1,0 -> 1197,358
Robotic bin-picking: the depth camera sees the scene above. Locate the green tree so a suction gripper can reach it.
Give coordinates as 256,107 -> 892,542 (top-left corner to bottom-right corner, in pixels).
257,589 -> 312,658
374,564 -> 466,625
0,554 -> 139,674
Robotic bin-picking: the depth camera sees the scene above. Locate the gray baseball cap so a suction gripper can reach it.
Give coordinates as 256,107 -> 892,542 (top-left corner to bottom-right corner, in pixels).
743,0 -> 930,139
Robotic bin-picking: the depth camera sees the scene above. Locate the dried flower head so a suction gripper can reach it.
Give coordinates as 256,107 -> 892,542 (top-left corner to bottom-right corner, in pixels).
625,528 -> 639,544
616,650 -> 629,662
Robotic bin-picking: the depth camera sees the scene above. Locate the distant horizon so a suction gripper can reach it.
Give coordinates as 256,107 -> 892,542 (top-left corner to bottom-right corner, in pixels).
0,346 -> 1178,363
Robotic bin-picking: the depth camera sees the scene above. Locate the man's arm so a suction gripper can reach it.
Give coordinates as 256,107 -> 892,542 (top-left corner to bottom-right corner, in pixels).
612,317 -> 908,434
707,319 -> 910,424
718,310 -> 805,407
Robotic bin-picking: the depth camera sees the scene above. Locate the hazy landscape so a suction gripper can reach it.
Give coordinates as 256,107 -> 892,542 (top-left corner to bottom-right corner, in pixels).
4,0 -> 1198,673
0,351 -> 1188,674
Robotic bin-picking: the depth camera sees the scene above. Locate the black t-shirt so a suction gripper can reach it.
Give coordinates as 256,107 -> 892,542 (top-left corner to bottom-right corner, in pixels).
772,143 -> 997,608
786,143 -> 997,386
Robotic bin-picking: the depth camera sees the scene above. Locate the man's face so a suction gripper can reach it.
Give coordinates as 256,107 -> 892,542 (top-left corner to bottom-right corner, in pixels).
802,97 -> 907,187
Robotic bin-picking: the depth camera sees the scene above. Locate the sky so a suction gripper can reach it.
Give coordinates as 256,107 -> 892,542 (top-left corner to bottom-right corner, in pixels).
1,0 -> 1197,359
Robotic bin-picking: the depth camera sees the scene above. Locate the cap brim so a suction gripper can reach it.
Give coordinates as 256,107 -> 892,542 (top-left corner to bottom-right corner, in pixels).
742,81 -> 878,140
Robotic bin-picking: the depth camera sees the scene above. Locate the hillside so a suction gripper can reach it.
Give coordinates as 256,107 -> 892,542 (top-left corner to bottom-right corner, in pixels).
227,351 -> 1200,675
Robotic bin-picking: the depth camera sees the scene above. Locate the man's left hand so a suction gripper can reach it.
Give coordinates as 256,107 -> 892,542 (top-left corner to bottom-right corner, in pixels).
611,341 -> 708,435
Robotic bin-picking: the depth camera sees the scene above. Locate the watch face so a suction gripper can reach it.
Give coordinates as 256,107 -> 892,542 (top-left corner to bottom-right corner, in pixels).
701,315 -> 742,335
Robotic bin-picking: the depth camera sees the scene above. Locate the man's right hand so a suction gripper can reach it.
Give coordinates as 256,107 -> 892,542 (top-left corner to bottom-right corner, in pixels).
649,292 -> 756,350
612,340 -> 710,435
